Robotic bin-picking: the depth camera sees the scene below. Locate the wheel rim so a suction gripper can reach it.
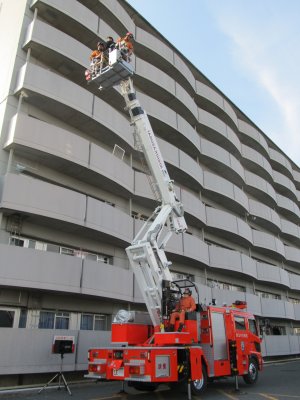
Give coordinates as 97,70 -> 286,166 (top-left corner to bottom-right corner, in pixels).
193,378 -> 204,390
249,362 -> 257,380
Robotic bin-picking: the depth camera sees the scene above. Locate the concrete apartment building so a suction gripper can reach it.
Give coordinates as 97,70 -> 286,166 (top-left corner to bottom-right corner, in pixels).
0,0 -> 300,383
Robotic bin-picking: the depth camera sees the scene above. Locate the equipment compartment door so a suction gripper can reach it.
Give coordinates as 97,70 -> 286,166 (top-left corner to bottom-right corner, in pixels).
211,312 -> 227,360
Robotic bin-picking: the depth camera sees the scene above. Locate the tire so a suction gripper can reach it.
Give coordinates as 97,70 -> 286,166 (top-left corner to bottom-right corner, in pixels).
190,363 -> 208,395
243,357 -> 259,384
132,382 -> 158,392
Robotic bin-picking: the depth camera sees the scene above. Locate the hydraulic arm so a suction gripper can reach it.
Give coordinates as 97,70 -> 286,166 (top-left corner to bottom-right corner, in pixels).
86,48 -> 186,327
120,78 -> 187,327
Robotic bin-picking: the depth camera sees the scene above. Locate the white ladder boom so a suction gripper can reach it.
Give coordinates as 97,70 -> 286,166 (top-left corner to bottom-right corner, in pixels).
90,49 -> 187,327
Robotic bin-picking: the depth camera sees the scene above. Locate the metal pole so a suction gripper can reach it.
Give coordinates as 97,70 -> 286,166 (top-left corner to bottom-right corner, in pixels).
234,375 -> 239,391
187,379 -> 192,400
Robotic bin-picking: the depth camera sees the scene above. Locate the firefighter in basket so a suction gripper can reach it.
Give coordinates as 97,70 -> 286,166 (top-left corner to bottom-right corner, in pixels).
86,41 -> 108,80
116,32 -> 134,62
168,288 -> 196,332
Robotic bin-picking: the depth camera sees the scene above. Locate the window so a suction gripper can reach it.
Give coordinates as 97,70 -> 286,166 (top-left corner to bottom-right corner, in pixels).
10,237 -> 26,247
207,279 -> 245,292
234,316 -> 246,330
39,311 -> 55,329
0,310 -> 15,327
248,319 -> 258,335
256,290 -> 281,300
97,255 -> 112,264
10,236 -> 113,264
289,297 -> 300,304
171,271 -> 194,281
81,314 -> 93,330
55,312 -> 70,329
80,314 -> 110,331
19,309 -> 28,328
204,239 -> 233,251
131,211 -> 149,221
60,247 -> 75,256
39,311 -> 70,329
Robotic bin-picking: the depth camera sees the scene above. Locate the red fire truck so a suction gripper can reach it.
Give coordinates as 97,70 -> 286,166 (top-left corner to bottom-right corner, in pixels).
85,47 -> 263,398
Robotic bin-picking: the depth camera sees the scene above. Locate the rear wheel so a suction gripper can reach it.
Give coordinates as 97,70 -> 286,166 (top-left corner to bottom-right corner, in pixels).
190,364 -> 208,395
243,357 -> 259,384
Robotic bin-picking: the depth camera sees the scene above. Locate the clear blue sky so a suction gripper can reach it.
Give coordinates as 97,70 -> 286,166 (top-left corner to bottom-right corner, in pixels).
127,0 -> 300,167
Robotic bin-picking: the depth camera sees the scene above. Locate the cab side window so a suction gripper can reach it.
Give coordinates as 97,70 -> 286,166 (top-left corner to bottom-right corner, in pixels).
248,319 -> 258,335
234,316 -> 246,330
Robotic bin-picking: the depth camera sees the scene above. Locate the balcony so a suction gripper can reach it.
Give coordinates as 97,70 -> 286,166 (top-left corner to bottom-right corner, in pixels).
183,235 -> 209,266
85,197 -> 132,245
180,189 -> 206,226
135,27 -> 195,95
4,113 -> 89,169
211,287 -> 246,307
174,82 -> 198,125
273,170 -> 297,201
256,262 -> 290,287
14,62 -> 133,151
252,230 -> 285,261
209,246 -> 243,274
173,53 -> 196,91
136,90 -> 177,132
248,198 -> 281,234
200,138 -> 245,187
245,293 -> 262,315
281,219 -> 300,245
176,115 -> 201,157
179,151 -> 204,189
195,81 -> 238,131
206,207 -> 252,246
4,113 -> 134,200
241,254 -> 258,279
293,169 -> 300,189
269,148 -> 293,179
241,144 -> 273,182
100,0 -> 135,36
30,0 -> 98,46
198,108 -> 241,156
89,143 -> 134,195
244,170 -> 277,208
0,173 -> 133,244
260,297 -> 286,318
135,58 -> 176,104
238,119 -> 269,158
276,193 -> 300,221
134,171 -> 156,203
285,245 -> 300,267
203,170 -> 249,216
23,18 -> 89,83
263,335 -> 300,357
0,173 -> 86,226
81,259 -> 133,301
0,243 -> 81,293
289,273 -> 300,291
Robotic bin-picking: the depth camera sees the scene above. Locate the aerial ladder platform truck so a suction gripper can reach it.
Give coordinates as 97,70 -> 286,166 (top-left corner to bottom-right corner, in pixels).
84,45 -> 263,398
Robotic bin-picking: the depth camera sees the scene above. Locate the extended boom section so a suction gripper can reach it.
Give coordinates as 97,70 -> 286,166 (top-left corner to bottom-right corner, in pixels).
120,78 -> 187,327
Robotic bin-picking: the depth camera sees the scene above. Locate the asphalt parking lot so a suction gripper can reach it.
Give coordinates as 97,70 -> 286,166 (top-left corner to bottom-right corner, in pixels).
0,359 -> 299,400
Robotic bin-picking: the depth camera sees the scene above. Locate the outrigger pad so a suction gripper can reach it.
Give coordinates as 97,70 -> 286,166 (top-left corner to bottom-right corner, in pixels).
86,50 -> 134,90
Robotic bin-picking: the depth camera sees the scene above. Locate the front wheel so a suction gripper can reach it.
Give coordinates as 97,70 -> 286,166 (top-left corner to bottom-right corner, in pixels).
243,357 -> 259,384
190,364 -> 208,395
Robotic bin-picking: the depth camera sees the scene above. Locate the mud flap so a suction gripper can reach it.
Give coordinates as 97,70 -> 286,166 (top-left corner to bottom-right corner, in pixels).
190,348 -> 203,381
